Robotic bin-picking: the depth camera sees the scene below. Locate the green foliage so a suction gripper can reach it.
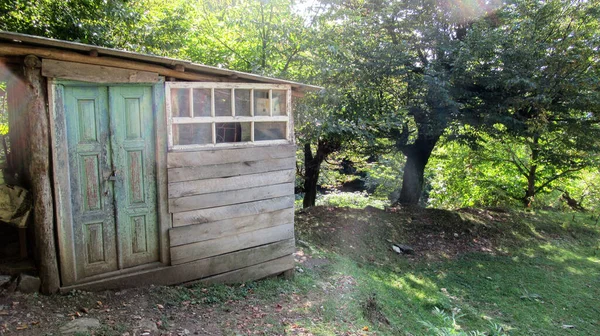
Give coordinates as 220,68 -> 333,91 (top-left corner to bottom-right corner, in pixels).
0,0 -> 141,47
362,151 -> 405,201
316,191 -> 388,209
183,0 -> 315,79
427,133 -> 600,211
453,0 -> 600,203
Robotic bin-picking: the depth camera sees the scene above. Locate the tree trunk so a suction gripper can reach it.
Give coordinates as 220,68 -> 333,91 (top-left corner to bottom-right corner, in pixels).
523,136 -> 539,207
24,55 -> 60,294
303,143 -> 320,208
523,165 -> 537,207
302,139 -> 341,208
397,134 -> 440,205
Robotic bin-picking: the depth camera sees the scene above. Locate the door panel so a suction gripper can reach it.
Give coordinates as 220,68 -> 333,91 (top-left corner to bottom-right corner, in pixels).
109,86 -> 159,268
64,86 -> 118,278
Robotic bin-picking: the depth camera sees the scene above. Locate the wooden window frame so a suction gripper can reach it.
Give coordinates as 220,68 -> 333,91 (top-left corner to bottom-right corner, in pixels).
166,82 -> 293,151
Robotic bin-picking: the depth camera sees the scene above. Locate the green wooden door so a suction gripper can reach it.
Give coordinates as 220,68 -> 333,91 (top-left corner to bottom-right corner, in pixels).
109,86 -> 159,268
64,85 -> 158,280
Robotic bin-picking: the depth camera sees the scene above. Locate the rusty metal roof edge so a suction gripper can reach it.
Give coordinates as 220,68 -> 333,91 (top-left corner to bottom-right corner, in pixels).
0,31 -> 323,91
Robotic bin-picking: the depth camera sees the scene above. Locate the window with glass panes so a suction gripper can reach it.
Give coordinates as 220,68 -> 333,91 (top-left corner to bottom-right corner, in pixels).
166,83 -> 292,149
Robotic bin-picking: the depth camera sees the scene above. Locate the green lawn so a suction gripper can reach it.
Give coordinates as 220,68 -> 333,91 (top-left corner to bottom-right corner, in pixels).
282,208 -> 600,335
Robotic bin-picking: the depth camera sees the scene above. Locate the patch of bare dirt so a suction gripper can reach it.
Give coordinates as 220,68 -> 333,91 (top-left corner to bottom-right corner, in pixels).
295,205 -> 515,264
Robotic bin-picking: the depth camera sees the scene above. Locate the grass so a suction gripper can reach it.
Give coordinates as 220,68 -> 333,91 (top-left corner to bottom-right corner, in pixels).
275,207 -> 600,335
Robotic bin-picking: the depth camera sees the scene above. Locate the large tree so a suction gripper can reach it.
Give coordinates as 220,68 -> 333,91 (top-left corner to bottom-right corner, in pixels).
456,0 -> 600,206
313,0 -> 503,205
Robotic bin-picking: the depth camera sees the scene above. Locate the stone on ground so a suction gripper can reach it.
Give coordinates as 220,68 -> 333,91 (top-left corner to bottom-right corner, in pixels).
59,317 -> 101,334
17,274 -> 40,293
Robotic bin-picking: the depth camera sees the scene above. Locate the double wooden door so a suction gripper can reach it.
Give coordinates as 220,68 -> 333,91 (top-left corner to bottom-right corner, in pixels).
61,85 -> 158,282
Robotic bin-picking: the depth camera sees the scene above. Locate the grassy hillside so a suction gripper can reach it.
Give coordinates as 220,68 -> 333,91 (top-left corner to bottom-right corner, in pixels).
289,206 -> 600,335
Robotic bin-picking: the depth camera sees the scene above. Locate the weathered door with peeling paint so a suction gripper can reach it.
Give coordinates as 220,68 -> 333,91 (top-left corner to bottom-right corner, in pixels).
64,85 -> 158,280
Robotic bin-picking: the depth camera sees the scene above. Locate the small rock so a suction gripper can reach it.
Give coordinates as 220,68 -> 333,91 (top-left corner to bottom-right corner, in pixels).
137,318 -> 158,333
296,239 -> 310,248
393,244 -> 414,255
0,275 -> 13,289
17,274 -> 41,293
59,317 -> 100,334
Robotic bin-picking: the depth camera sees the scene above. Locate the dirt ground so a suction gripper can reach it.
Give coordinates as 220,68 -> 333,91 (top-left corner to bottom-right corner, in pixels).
0,206 -> 517,335
0,256 -> 335,336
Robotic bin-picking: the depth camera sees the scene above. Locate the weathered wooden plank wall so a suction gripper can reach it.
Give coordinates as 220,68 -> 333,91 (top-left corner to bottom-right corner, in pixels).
166,144 -> 296,283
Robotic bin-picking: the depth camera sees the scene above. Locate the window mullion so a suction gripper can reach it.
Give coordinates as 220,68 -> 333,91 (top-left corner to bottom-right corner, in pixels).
250,89 -> 254,117
231,88 -> 235,117
189,88 -> 194,117
211,88 -> 216,144
269,89 -> 273,117
210,88 -> 215,117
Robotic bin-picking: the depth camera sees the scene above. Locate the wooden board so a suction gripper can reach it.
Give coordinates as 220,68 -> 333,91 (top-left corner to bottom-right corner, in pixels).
60,239 -> 295,292
170,224 -> 294,265
172,195 -> 294,227
168,157 -> 295,183
168,169 -> 294,198
201,255 -> 294,285
42,59 -> 160,83
169,208 -> 294,247
167,144 -> 295,168
168,182 -> 294,213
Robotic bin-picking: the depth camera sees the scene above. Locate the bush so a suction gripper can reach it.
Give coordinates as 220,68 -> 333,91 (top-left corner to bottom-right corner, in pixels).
315,191 -> 388,209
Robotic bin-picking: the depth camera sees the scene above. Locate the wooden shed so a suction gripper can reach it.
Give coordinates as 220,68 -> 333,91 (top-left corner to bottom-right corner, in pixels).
0,31 -> 317,293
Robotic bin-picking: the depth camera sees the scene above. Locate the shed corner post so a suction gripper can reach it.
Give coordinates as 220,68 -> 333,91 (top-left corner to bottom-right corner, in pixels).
23,55 -> 60,294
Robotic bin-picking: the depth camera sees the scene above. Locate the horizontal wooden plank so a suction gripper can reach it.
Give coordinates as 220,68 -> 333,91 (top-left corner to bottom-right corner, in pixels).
169,169 -> 294,198
169,182 -> 294,213
167,82 -> 292,90
170,224 -> 294,265
173,195 -> 295,227
60,239 -> 295,292
42,59 -> 159,83
173,116 -> 289,124
167,144 -> 296,168
168,157 -> 295,183
169,208 -> 294,247
201,254 -> 295,285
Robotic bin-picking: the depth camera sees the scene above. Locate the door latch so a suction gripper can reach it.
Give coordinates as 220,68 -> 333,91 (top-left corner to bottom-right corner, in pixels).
108,170 -> 118,181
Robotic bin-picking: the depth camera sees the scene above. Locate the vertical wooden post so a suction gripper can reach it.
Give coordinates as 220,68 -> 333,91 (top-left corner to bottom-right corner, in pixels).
23,55 -> 60,294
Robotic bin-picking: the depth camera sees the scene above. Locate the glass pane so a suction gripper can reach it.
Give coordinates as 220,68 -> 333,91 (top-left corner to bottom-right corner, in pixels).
192,88 -> 211,117
272,90 -> 287,116
255,122 -> 286,141
234,89 -> 251,116
172,124 -> 212,145
214,89 -> 232,116
254,90 -> 270,116
170,88 -> 190,117
215,122 -> 251,143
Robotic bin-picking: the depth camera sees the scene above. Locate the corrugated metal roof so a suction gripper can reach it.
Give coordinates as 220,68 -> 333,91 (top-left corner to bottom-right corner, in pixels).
0,31 -> 321,91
